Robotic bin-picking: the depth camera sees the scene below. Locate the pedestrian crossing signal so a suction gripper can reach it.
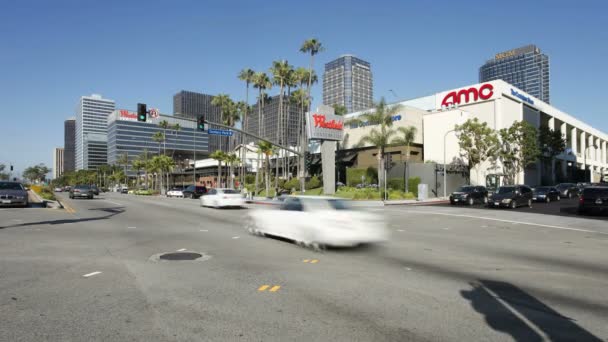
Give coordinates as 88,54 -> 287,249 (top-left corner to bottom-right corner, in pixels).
197,116 -> 205,131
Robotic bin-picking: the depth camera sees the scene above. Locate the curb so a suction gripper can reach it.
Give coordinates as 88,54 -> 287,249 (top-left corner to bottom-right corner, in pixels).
384,200 -> 450,206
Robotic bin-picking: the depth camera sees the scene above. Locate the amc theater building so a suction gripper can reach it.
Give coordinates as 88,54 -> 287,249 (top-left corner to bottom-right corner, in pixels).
423,80 -> 608,186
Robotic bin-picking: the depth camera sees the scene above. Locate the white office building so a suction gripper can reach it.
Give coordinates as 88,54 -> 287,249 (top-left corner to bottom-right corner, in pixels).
75,94 -> 115,170
53,147 -> 64,179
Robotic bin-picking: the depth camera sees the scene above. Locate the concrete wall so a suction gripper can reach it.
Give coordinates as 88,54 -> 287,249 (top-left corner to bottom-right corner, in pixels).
387,162 -> 468,198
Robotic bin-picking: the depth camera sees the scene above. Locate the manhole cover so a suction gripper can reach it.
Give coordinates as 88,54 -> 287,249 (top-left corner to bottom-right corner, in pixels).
159,252 -> 202,261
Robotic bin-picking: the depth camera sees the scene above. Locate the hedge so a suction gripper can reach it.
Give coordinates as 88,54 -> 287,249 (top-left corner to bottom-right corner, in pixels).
346,167 -> 378,186
387,177 -> 421,196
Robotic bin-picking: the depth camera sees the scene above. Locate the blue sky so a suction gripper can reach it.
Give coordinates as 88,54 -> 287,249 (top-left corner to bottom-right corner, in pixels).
1,0 -> 607,176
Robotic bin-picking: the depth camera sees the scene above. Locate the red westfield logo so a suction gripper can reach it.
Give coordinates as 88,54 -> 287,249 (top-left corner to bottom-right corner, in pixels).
312,114 -> 343,130
120,110 -> 137,119
441,83 -> 494,107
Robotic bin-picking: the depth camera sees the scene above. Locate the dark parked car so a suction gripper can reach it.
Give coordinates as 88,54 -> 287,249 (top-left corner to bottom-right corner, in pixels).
555,183 -> 579,198
487,185 -> 533,209
70,185 -> 94,199
182,185 -> 207,199
449,185 -> 488,205
532,186 -> 561,203
577,186 -> 608,215
0,181 -> 29,207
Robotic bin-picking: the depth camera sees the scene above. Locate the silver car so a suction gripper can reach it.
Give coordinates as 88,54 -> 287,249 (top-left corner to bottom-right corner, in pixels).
0,181 -> 29,207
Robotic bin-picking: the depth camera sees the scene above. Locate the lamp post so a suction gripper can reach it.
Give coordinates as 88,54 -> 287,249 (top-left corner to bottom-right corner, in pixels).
584,144 -> 598,182
443,129 -> 456,198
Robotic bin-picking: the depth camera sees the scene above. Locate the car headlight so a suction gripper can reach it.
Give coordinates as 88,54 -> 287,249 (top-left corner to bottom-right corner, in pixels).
15,196 -> 25,200
501,198 -> 512,203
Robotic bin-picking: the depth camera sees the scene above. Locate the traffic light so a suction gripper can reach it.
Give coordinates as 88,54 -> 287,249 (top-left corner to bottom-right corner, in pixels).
137,103 -> 147,122
197,116 -> 205,131
385,153 -> 393,170
10,165 -> 13,171
304,151 -> 312,172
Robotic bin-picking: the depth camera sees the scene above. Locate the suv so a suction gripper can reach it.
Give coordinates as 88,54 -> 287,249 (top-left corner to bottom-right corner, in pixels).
182,185 -> 207,199
556,183 -> 579,198
577,186 -> 608,215
449,185 -> 488,205
487,185 -> 533,209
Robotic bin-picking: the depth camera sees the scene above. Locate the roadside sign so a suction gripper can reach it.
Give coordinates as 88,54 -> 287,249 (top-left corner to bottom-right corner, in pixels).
207,129 -> 234,136
149,108 -> 160,119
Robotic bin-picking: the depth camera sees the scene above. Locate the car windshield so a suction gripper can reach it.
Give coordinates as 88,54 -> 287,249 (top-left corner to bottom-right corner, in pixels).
535,187 -> 552,191
497,186 -> 516,194
75,185 -> 90,190
220,189 -> 239,194
0,182 -> 23,190
556,184 -> 570,189
456,186 -> 474,192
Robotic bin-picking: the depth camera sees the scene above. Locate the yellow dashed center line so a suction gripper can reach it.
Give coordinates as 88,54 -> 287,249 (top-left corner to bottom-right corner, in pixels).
258,285 -> 270,292
269,285 -> 281,292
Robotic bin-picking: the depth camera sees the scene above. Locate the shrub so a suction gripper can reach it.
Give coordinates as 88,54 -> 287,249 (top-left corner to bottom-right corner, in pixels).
408,177 -> 421,197
388,178 -> 404,190
245,174 -> 256,184
306,176 -> 321,189
346,167 -> 378,186
283,178 -> 300,191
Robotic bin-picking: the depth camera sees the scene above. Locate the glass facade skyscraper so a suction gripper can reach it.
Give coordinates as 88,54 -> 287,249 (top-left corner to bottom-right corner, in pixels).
479,45 -> 550,103
323,55 -> 373,113
75,94 -> 115,170
63,118 -> 76,172
245,95 -> 300,146
173,90 -> 224,152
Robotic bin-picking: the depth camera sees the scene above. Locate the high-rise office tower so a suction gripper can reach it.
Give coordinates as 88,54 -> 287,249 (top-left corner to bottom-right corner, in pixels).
245,95 -> 300,146
479,44 -> 550,103
53,148 -> 64,179
323,55 -> 373,113
75,94 -> 115,170
63,118 -> 76,172
173,90 -> 224,152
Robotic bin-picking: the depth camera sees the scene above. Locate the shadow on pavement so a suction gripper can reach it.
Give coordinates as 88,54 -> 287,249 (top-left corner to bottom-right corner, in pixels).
0,206 -> 125,230
461,279 -> 602,341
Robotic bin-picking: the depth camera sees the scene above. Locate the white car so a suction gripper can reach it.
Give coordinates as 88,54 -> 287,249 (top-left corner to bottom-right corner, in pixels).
247,196 -> 388,248
200,188 -> 244,208
167,186 -> 186,198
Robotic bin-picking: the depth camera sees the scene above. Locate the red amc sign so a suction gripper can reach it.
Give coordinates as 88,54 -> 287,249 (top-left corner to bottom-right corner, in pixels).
312,114 -> 344,130
441,83 -> 494,107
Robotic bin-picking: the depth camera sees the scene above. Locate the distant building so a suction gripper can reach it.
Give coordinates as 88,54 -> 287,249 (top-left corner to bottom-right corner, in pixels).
245,95 -> 300,146
53,148 -> 64,179
107,109 -> 209,176
323,55 -> 373,113
479,44 -> 550,103
173,90 -> 224,152
63,118 -> 76,172
75,94 -> 115,170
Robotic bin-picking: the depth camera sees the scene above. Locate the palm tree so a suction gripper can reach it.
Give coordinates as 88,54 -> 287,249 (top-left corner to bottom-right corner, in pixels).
235,101 -> 248,185
152,131 -> 165,155
257,141 -> 275,197
346,98 -> 403,191
270,60 -> 292,187
144,158 -> 158,191
212,94 -> 237,150
252,72 -> 271,194
150,155 -> 174,194
158,120 -> 170,155
238,68 -> 255,185
224,153 -> 240,189
210,150 -> 227,188
116,152 -> 129,187
392,126 -> 418,192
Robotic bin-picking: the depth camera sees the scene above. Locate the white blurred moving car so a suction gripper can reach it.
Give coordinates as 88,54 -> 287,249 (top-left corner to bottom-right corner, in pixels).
200,188 -> 244,208
167,186 -> 186,198
247,196 -> 388,248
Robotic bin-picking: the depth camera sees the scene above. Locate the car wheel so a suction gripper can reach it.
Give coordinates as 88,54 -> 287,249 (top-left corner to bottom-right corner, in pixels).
510,201 -> 517,209
528,199 -> 532,208
467,197 -> 474,206
546,197 -> 550,203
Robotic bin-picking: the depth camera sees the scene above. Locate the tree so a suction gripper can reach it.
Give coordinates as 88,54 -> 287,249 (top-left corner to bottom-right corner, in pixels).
22,164 -> 51,183
538,126 -> 566,184
454,118 -> 499,184
270,60 -> 293,188
210,150 -> 227,188
150,155 -> 174,194
152,131 -> 165,155
497,121 -> 540,185
158,120 -> 170,154
392,126 -> 418,192
0,164 -> 9,180
299,39 -> 323,191
346,98 -> 403,190
116,152 -> 129,186
238,68 -> 256,185
224,153 -> 240,189
257,141 -> 275,196
252,72 -> 272,195
333,104 -> 348,115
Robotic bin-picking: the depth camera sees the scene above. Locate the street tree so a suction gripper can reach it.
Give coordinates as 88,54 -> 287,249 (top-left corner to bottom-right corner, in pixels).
238,68 -> 255,184
152,131 -> 165,155
116,152 -> 129,186
257,141 -> 275,196
538,126 -> 567,184
252,72 -> 272,195
392,126 -> 418,192
224,153 -> 240,189
454,118 -> 499,183
497,121 -> 540,185
346,98 -> 403,190
22,164 -> 51,183
332,104 -> 348,115
270,59 -> 293,188
0,164 -> 9,180
210,150 -> 227,188
158,120 -> 170,154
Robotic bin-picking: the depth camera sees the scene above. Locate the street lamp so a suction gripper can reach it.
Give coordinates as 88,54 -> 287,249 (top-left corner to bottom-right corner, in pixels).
584,144 -> 598,182
443,129 -> 456,198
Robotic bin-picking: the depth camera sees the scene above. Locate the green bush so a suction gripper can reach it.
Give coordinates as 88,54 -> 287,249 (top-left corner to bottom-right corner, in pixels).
283,178 -> 300,191
245,174 -> 256,184
306,176 -> 321,189
408,177 -> 421,197
387,178 -> 404,190
346,167 -> 378,186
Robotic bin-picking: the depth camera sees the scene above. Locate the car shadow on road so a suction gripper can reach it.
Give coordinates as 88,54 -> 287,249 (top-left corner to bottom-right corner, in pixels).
0,206 -> 125,230
461,279 -> 602,341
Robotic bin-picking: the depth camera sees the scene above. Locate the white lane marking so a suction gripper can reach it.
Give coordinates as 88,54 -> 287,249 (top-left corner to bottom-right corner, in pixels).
127,226 -> 136,229
442,227 -> 450,230
12,219 -> 23,222
83,271 -> 102,278
105,200 -> 123,206
403,210 -> 608,235
199,229 -> 208,232
232,236 -> 240,239
480,283 -> 551,341
404,267 -> 412,271
177,248 -> 187,252
396,229 -> 404,232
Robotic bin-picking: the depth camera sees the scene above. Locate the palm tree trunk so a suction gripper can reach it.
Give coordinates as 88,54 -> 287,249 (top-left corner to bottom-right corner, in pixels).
265,155 -> 270,196
217,161 -> 222,188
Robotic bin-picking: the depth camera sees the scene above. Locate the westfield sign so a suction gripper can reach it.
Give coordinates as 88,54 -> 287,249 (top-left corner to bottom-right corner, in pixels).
312,114 -> 344,130
441,83 -> 494,107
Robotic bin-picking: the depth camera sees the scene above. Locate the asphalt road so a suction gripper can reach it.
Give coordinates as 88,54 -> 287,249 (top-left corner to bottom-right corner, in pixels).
1,192 -> 607,341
